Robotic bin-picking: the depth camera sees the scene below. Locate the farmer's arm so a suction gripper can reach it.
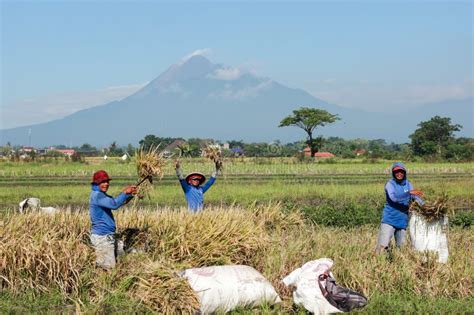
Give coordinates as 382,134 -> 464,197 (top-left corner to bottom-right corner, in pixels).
96,191 -> 132,210
175,162 -> 185,180
385,182 -> 410,203
408,182 -> 424,205
175,161 -> 190,191
202,175 -> 216,193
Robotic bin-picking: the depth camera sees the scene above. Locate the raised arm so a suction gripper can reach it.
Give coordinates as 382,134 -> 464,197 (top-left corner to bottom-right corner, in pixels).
202,162 -> 219,193
175,160 -> 190,191
95,191 -> 132,210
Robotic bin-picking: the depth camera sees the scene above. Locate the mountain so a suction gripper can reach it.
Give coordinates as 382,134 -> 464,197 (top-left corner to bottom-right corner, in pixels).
1,55 -> 472,146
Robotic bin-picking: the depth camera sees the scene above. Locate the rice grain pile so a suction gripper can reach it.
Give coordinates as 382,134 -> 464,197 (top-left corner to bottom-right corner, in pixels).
410,194 -> 452,221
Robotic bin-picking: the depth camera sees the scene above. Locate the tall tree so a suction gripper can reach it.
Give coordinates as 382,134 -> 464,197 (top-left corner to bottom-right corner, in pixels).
279,107 -> 339,157
409,116 -> 462,156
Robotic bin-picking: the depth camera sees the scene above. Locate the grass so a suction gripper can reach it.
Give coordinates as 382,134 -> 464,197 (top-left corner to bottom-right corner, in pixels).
1,157 -> 473,177
1,205 -> 473,314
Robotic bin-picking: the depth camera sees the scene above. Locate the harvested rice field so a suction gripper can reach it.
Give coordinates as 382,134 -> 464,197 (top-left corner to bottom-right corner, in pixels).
1,158 -> 473,313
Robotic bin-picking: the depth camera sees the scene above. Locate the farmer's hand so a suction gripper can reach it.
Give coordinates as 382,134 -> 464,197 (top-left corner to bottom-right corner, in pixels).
175,160 -> 180,170
410,189 -> 423,197
123,185 -> 138,195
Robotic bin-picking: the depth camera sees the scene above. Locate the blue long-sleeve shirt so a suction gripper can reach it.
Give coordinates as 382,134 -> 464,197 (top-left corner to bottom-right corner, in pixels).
177,168 -> 216,212
89,184 -> 132,235
381,162 -> 423,229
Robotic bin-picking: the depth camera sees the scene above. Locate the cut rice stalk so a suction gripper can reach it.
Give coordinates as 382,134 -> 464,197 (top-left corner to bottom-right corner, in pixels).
202,144 -> 224,173
409,193 -> 452,221
135,145 -> 166,197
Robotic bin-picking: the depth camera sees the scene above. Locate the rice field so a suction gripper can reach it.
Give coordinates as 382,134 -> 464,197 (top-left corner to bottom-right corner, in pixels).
0,158 -> 473,313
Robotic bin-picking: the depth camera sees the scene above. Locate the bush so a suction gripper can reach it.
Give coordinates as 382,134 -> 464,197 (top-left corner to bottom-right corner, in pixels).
450,210 -> 473,228
301,202 -> 380,227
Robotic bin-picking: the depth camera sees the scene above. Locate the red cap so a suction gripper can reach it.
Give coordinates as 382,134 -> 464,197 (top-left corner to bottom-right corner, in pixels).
92,170 -> 111,184
392,166 -> 405,172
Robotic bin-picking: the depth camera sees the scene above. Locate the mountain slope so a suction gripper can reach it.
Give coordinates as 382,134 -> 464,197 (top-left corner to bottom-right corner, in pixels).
1,56 -> 472,146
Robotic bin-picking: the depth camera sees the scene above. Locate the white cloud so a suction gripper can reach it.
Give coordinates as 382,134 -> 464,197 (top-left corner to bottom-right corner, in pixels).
208,79 -> 273,100
1,82 -> 147,129
209,66 -> 242,80
181,48 -> 212,64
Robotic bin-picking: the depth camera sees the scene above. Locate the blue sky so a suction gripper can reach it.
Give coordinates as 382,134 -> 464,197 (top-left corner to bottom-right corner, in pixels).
1,1 -> 472,128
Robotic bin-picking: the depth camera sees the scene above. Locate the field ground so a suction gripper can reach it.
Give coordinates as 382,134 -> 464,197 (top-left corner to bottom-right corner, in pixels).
1,158 -> 473,313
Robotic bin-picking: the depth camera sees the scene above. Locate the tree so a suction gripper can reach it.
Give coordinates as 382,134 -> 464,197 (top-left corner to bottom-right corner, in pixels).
139,135 -> 162,151
279,107 -> 339,157
409,116 -> 462,157
107,141 -> 123,156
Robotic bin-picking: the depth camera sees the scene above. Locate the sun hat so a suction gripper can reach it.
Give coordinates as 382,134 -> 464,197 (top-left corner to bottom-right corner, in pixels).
185,172 -> 206,184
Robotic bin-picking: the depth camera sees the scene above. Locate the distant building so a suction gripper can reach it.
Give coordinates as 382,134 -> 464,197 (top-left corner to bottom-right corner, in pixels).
231,148 -> 244,156
303,147 -> 335,158
162,139 -> 186,157
21,146 -> 35,153
354,149 -> 367,156
56,149 -> 75,157
164,139 -> 186,152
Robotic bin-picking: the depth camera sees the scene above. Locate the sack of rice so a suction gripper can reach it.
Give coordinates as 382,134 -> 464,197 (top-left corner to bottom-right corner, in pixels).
409,196 -> 450,263
283,258 -> 367,314
181,265 -> 281,314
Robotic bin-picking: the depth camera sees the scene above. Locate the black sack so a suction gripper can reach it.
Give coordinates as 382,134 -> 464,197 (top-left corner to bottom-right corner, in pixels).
318,273 -> 368,312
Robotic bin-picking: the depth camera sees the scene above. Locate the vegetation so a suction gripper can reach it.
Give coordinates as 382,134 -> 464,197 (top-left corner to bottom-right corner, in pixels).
410,116 -> 461,156
0,158 -> 472,312
1,205 -> 473,314
279,107 -> 340,157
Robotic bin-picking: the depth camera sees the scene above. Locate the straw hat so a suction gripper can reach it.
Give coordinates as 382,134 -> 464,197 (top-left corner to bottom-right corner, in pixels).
185,172 -> 206,184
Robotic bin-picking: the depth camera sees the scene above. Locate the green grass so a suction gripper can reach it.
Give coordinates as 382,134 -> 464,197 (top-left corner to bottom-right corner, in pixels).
1,157 -> 473,177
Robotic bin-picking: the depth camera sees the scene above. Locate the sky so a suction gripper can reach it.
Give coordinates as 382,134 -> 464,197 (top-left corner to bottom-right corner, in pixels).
1,0 -> 472,129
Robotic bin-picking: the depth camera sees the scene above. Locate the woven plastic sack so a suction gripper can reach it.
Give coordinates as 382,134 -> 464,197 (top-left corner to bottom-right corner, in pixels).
181,265 -> 281,314
409,213 -> 449,263
282,258 -> 342,314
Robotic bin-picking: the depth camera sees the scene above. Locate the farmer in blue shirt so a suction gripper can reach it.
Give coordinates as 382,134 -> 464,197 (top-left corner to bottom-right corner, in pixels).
175,160 -> 221,212
376,162 -> 424,253
89,170 -> 137,269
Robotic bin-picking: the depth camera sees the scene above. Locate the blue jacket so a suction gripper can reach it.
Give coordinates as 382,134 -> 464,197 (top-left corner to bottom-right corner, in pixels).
381,162 -> 422,229
179,176 -> 216,212
89,184 -> 132,235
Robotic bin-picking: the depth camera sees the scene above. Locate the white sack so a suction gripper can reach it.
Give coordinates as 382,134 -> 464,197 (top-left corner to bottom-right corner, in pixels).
282,258 -> 341,314
409,213 -> 449,263
181,265 -> 281,314
19,198 -> 41,213
40,206 -> 59,214
19,198 -> 58,214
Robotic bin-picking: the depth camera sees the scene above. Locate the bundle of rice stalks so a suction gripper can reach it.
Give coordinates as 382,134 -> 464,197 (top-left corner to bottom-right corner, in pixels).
135,145 -> 166,196
126,261 -> 200,314
202,144 -> 221,163
202,144 -> 224,173
410,194 -> 452,221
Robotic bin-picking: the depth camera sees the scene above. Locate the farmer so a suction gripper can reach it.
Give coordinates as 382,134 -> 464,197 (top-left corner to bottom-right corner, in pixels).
175,160 -> 221,212
89,170 -> 137,270
376,162 -> 424,253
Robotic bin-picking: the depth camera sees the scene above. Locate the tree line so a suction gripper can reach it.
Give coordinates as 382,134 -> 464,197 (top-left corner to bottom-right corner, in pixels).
1,109 -> 472,162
